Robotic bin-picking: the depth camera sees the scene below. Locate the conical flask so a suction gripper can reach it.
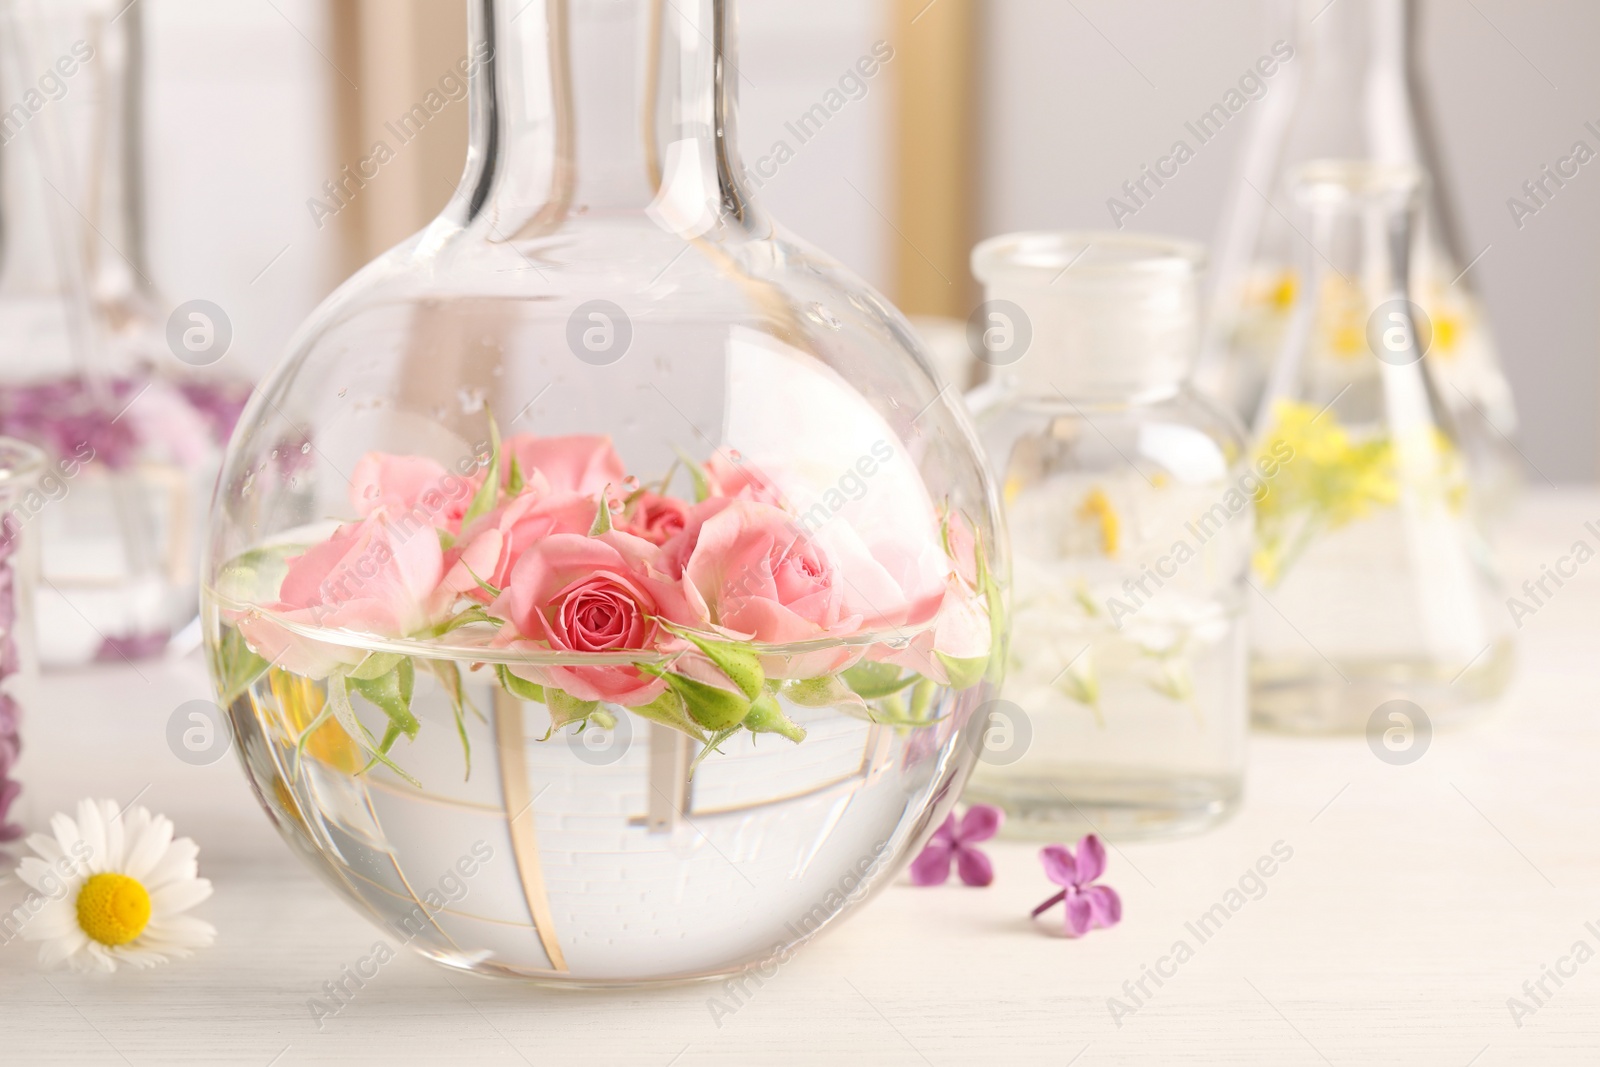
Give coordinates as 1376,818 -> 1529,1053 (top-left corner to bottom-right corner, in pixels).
1249,161 -> 1513,733
1200,0 -> 1519,509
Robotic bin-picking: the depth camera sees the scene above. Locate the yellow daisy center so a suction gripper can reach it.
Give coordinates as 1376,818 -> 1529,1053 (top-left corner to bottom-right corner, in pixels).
76,873 -> 152,947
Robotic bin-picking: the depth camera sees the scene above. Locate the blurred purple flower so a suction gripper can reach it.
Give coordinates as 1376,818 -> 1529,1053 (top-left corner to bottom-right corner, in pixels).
1031,834 -> 1122,937
910,804 -> 1003,887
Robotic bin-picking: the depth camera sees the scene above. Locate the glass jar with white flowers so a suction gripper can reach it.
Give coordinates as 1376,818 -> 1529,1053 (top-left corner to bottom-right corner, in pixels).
202,0 -> 1003,985
964,234 -> 1251,840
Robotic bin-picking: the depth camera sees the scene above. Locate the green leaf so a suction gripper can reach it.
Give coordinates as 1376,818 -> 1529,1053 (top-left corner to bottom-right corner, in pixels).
841,660 -> 917,700
348,658 -> 420,739
214,626 -> 270,705
589,486 -> 614,536
638,663 -> 750,731
495,664 -> 546,703
507,453 -> 525,495
743,690 -> 805,743
935,652 -> 988,691
546,688 -> 602,731
348,651 -> 404,681
460,413 -> 502,529
625,689 -> 708,743
664,625 -> 764,700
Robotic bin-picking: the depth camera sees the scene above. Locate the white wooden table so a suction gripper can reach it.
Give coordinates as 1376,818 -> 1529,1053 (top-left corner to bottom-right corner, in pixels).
3,490 -> 1598,1065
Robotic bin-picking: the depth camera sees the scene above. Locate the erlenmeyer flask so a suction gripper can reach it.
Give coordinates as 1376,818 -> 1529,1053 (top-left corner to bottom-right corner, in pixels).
1201,0 -> 1519,509
1249,161 -> 1513,733
0,0 -> 246,664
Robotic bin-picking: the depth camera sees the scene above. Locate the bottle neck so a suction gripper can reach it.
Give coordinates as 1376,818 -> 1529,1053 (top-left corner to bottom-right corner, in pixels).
455,0 -> 746,238
1293,0 -> 1418,164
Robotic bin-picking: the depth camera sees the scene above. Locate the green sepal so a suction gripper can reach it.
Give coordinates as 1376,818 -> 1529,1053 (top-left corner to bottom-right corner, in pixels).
663,625 -> 764,700
460,413 -> 502,529
908,677 -> 936,722
507,453 -> 525,495
841,660 -> 917,700
214,626 -> 270,706
935,652 -> 989,692
589,486 -> 615,536
348,650 -> 404,681
782,674 -> 867,712
429,605 -> 495,637
690,726 -> 742,777
638,663 -> 750,731
426,659 -> 472,779
327,672 -> 422,788
626,688 -> 708,743
674,446 -> 711,503
546,687 -> 601,732
743,690 -> 805,743
347,657 -> 420,740
495,663 -> 546,703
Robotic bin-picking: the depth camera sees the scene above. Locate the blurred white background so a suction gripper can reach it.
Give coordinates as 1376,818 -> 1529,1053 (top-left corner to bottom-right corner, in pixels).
138,0 -> 1597,480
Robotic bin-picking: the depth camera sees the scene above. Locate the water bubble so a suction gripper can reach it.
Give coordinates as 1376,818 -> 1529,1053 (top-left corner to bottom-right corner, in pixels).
337,387 -> 348,398
300,442 -> 311,454
808,302 -> 842,330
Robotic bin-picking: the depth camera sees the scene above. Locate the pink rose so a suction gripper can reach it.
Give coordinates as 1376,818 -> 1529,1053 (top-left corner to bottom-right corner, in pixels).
236,509 -> 446,678
869,575 -> 992,686
704,453 -> 785,506
489,531 -> 691,706
680,501 -> 848,644
623,492 -> 691,546
442,488 -> 600,602
504,434 -> 625,495
350,452 -> 478,534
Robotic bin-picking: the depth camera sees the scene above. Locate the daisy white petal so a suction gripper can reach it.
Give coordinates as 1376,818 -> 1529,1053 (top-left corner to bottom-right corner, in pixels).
121,817 -> 174,883
142,838 -> 199,890
149,878 -> 212,915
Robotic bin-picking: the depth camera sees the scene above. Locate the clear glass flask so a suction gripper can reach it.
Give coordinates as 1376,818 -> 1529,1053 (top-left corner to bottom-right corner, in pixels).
0,0 -> 246,665
1200,0 -> 1519,508
964,234 -> 1250,840
203,0 -> 1003,985
1248,161 -> 1513,733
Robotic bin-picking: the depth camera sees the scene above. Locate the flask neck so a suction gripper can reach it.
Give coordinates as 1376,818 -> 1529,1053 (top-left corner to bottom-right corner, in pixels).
455,0 -> 745,237
1292,0 -> 1418,164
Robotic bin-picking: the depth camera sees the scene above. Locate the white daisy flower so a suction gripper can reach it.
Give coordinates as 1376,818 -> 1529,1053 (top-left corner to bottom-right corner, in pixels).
13,799 -> 215,972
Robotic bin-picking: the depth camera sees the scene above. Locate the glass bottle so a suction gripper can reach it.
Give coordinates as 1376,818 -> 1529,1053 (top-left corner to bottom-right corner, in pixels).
1248,161 -> 1513,733
0,0 -> 246,665
203,0 -> 1003,985
0,438 -> 45,844
1199,0 -> 1519,508
964,233 -> 1250,840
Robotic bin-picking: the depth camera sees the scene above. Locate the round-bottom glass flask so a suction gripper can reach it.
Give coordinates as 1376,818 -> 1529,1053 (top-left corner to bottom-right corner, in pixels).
203,0 -> 1003,984
964,234 -> 1250,841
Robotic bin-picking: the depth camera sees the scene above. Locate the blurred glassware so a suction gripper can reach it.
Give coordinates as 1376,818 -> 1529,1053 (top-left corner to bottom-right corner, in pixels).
1248,161 -> 1513,733
1199,0 -> 1520,509
0,0 -> 248,666
0,437 -> 44,843
965,233 -> 1251,840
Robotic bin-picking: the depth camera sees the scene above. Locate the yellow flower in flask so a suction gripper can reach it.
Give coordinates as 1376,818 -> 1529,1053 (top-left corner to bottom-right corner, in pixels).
1078,487 -> 1121,557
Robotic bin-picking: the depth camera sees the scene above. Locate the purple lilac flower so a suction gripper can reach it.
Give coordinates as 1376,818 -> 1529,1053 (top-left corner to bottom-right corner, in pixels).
1032,834 -> 1122,937
910,804 -> 1003,887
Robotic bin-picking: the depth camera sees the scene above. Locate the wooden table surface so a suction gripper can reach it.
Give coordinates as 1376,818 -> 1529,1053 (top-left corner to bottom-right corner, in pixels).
3,489 -> 1598,1065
